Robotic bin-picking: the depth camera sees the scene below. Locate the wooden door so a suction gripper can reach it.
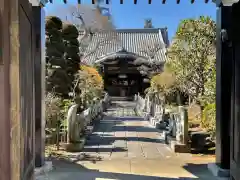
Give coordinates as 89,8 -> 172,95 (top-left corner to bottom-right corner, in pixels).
230,3 -> 240,179
19,0 -> 35,179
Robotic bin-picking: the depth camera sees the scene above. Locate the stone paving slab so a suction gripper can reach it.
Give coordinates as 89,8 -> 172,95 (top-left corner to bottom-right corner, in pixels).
81,102 -> 175,161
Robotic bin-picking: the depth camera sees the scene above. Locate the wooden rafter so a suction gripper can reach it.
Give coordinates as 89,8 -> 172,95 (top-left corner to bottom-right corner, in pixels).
48,0 -> 211,4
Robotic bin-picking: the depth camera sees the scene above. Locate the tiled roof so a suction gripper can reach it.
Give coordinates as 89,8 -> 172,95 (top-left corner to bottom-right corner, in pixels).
80,28 -> 168,65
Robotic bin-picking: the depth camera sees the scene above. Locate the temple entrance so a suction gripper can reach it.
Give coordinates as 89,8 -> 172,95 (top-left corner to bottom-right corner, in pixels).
105,73 -> 142,97
98,56 -> 150,98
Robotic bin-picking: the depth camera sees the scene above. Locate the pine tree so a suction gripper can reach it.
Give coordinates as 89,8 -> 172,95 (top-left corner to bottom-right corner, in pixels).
45,16 -> 71,98
62,23 -> 81,90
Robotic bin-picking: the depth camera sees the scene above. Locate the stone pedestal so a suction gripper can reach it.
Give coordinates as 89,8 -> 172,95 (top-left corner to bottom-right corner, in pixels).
156,121 -> 167,130
170,141 -> 191,153
62,138 -> 86,152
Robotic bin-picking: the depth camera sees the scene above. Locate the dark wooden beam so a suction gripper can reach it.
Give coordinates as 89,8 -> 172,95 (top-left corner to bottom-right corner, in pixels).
52,0 -> 212,4
0,0 -> 11,179
229,2 -> 240,179
33,6 -> 45,168
215,4 -> 232,170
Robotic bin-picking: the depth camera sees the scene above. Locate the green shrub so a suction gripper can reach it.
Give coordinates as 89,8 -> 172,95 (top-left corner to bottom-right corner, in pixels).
202,103 -> 216,139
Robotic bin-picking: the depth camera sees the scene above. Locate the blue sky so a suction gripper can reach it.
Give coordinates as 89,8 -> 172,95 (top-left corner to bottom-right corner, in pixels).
45,0 -> 216,40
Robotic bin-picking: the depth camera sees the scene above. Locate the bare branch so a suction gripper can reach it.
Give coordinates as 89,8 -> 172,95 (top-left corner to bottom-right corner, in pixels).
82,38 -> 111,60
63,4 -> 119,64
139,42 -> 165,60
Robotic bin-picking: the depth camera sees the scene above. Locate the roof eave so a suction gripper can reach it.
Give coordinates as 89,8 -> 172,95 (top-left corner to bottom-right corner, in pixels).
94,51 -> 148,64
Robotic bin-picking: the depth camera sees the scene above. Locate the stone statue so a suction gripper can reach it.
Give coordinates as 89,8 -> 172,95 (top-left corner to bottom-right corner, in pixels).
67,104 -> 82,143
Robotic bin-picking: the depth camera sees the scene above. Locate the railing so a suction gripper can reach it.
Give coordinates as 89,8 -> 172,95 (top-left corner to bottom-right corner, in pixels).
134,93 -> 189,146
134,94 -> 145,116
45,93 -> 111,149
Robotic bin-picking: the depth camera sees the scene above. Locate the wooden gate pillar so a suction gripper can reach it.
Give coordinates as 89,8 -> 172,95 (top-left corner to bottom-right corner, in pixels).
208,1 -> 232,178
33,6 -> 45,168
229,2 -> 240,179
0,0 -> 37,179
0,0 -> 12,180
215,4 -> 232,170
0,0 -> 34,179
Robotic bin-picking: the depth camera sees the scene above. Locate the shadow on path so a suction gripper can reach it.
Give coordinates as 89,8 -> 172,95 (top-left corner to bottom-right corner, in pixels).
83,102 -> 167,154
85,135 -> 164,146
48,158 -> 213,180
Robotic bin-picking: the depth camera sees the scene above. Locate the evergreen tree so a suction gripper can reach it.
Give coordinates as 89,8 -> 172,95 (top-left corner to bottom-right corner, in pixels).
45,16 -> 71,98
62,23 -> 81,90
167,16 -> 216,105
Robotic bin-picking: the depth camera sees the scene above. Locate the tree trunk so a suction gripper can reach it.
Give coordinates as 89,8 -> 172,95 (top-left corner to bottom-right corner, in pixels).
188,96 -> 191,105
56,121 -> 60,150
176,90 -> 182,105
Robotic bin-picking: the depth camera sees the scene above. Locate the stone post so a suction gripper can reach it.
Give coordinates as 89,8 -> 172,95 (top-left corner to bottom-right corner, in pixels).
179,106 -> 188,145
143,96 -> 150,121
170,106 -> 190,153
175,113 -> 182,143
155,104 -> 162,118
176,106 -> 188,144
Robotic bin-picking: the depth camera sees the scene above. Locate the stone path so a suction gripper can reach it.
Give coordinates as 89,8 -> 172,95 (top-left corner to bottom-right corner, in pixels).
38,101 -> 219,180
83,101 -> 174,160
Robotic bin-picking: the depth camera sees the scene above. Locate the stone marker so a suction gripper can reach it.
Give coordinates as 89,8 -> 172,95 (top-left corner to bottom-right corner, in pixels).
63,104 -> 85,152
